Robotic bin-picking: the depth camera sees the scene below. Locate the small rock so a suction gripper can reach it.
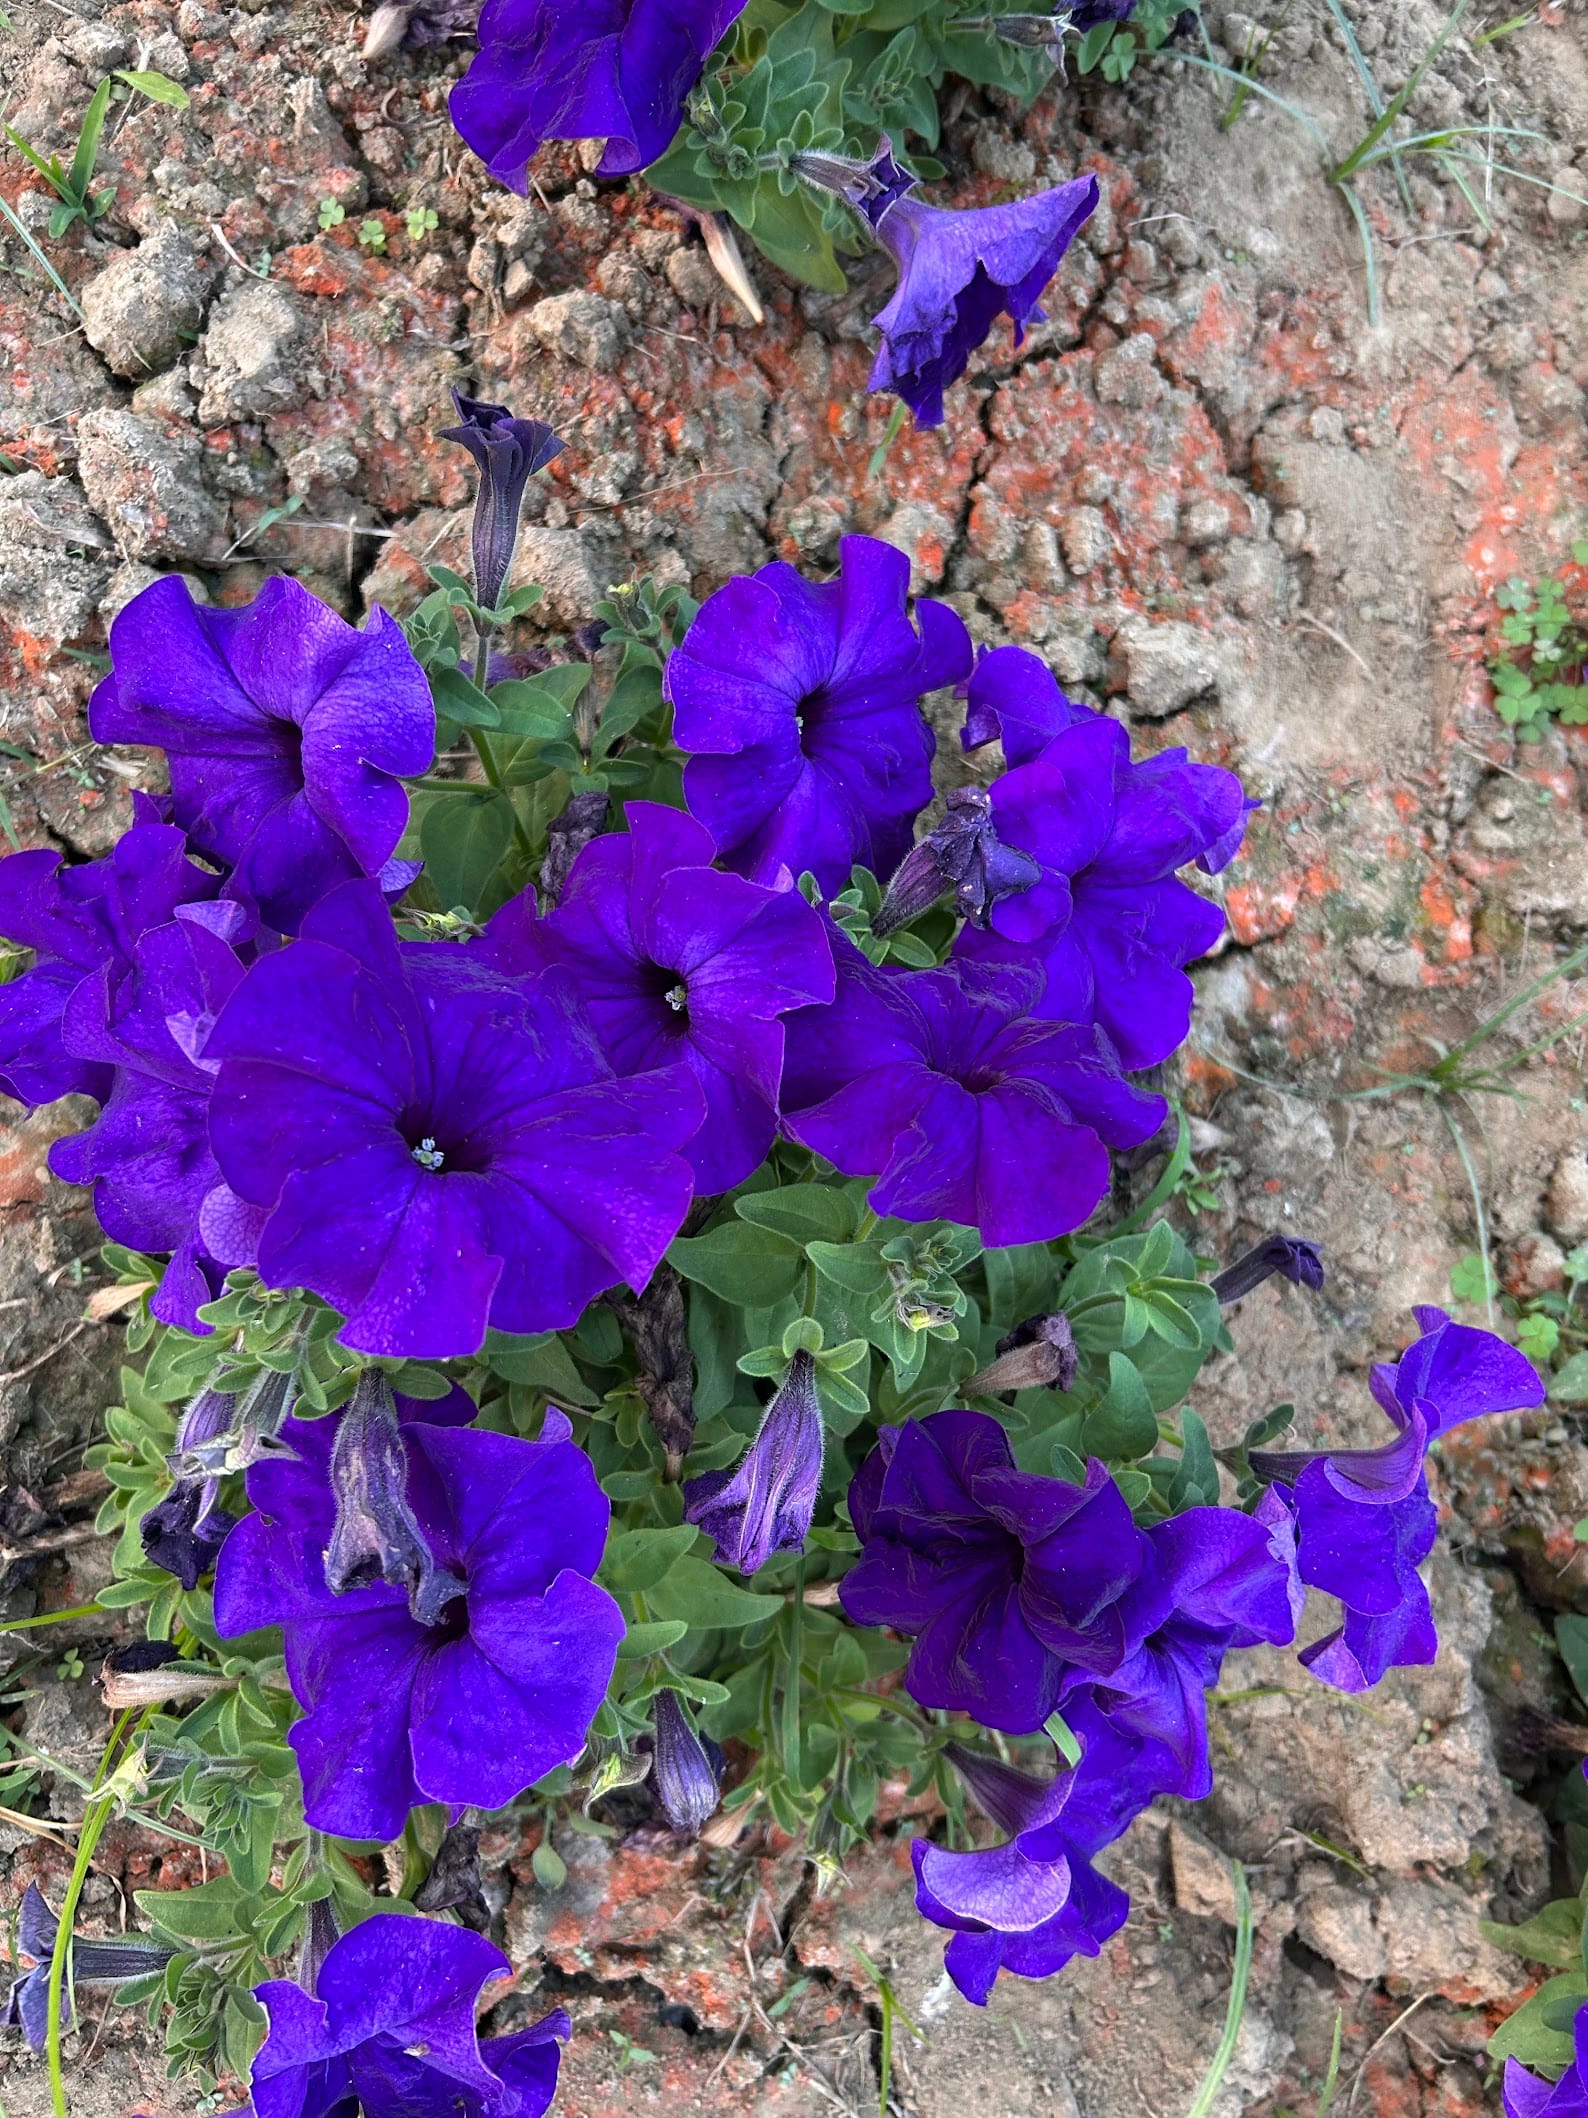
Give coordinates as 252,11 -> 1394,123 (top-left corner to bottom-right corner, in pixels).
195,280 -> 307,427
81,225 -> 213,379
1169,1820 -> 1237,1923
1182,498 -> 1231,548
1548,1147 -> 1588,1246
1295,1886 -> 1384,1982
77,408 -> 228,564
971,132 -> 1035,182
509,525 -> 611,625
1113,615 -> 1222,717
528,290 -> 629,370
1093,333 -> 1165,409
1508,1231 -> 1566,1298
0,471 -> 113,639
1060,505 -> 1110,576
666,247 -> 723,315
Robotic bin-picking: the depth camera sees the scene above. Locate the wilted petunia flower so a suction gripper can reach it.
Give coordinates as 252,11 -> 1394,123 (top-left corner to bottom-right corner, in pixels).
0,802 -> 221,1108
683,1348 -> 824,1574
483,802 -> 834,1193
325,1370 -> 466,1623
911,1742 -> 1129,2006
214,1393 -> 625,1839
649,1688 -> 725,1835
780,937 -> 1163,1246
89,575 -> 434,936
873,786 -> 1041,936
2,1885 -> 173,2052
1502,1999 -> 1588,2117
795,140 -> 1098,426
205,880 -> 704,1359
440,388 -> 565,615
449,0 -> 747,190
666,536 -> 972,895
1212,1233 -> 1325,1304
242,1913 -> 568,2118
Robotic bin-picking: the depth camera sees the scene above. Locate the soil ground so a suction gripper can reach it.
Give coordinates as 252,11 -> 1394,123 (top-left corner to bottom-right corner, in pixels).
2,0 -> 1588,2112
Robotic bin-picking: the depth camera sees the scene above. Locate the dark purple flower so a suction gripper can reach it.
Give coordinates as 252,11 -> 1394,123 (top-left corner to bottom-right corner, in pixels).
206,880 -> 705,1359
0,807 -> 220,1108
779,938 -> 1163,1246
141,1478 -> 237,1592
3,1885 -> 173,2052
873,786 -> 1042,936
684,1348 -> 824,1574
1503,2004 -> 1588,2118
244,1912 -> 568,2118
650,1688 -> 724,1835
441,389 -> 565,613
449,0 -> 747,189
912,1741 -> 1129,2006
1212,1234 -> 1325,1304
482,802 -> 834,1192
89,575 -> 434,936
214,1396 -> 624,1839
666,536 -> 973,895
841,1411 -> 1152,1732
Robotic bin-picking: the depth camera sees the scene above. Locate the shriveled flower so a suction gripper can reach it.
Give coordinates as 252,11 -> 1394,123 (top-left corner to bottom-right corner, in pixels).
796,140 -> 1098,426
666,536 -> 972,894
206,881 -> 704,1359
214,1394 -> 624,1839
325,1370 -> 466,1623
780,939 -> 1164,1246
3,1884 -> 173,2052
912,1742 -> 1128,2006
539,787 -> 610,911
966,1311 -> 1078,1395
1503,2000 -> 1588,2118
649,1688 -> 724,1835
89,575 -> 434,935
1212,1234 -> 1325,1304
450,0 -> 746,189
0,804 -> 220,1108
841,1411 -> 1152,1732
440,388 -> 565,613
363,0 -> 479,59
483,802 -> 834,1192
873,786 -> 1041,936
243,1913 -> 568,2118
684,1348 -> 824,1574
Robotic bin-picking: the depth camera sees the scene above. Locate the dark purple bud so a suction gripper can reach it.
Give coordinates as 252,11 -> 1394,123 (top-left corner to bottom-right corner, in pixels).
440,387 -> 566,613
789,138 -> 919,231
540,789 -> 611,914
167,1367 -> 295,1481
325,1371 -> 465,1626
298,1896 -> 341,1995
414,1823 -> 488,1927
650,1689 -> 724,1836
966,1312 -> 1078,1396
943,1741 -> 1070,1838
3,1885 -> 175,2052
1212,1236 -> 1325,1306
683,1350 -> 824,1575
140,1480 -> 237,1592
874,786 -> 1041,936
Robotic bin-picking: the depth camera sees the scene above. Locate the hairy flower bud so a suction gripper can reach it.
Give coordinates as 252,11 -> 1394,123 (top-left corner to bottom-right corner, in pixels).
875,787 -> 1041,936
649,1689 -> 724,1836
1212,1235 -> 1325,1305
966,1312 -> 1078,1396
325,1371 -> 466,1626
440,388 -> 565,614
682,1350 -> 824,1575
99,1640 -> 228,1711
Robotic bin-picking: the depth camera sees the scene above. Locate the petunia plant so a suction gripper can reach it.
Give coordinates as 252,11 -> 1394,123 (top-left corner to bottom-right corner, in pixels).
0,403 -> 1548,2113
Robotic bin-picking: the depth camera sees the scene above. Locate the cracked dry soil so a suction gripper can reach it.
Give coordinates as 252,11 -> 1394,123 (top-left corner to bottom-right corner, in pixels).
2,0 -> 1588,2112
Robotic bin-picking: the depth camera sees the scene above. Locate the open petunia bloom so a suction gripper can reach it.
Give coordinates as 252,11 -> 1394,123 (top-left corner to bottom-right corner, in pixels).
0,803 -> 221,1108
482,802 -> 834,1193
780,937 -> 1164,1246
242,1912 -> 568,2118
214,1393 -> 625,1840
666,536 -> 972,894
1503,1999 -> 1588,2118
449,0 -> 746,188
206,881 -> 705,1358
912,1741 -> 1129,2006
89,575 -> 433,936
683,1349 -> 825,1573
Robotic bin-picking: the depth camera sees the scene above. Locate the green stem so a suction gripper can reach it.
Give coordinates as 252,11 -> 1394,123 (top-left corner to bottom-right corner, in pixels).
1328,0 -> 1471,182
1185,1860 -> 1253,2118
0,1605 -> 103,1633
47,1710 -> 145,2118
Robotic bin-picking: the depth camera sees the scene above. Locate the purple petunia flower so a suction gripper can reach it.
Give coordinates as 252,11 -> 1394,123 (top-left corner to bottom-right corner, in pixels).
89,575 -> 434,936
1212,1234 -> 1325,1304
214,1393 -> 625,1839
1503,2002 -> 1588,2118
205,880 -> 705,1359
666,536 -> 973,895
3,1884 -> 174,2053
449,0 -> 746,190
441,388 -> 565,614
683,1348 -> 825,1574
841,1411 -> 1153,1732
243,1912 -> 568,2118
779,938 -> 1164,1246
912,1741 -> 1129,2006
0,804 -> 221,1108
1252,1309 -> 1544,1692
953,647 -> 1250,1070
481,802 -> 834,1193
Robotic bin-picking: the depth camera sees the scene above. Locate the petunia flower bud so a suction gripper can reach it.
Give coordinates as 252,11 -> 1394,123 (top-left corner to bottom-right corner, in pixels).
682,1350 -> 824,1575
1212,1235 -> 1325,1305
649,1689 -> 724,1836
440,388 -> 566,614
966,1311 -> 1078,1396
874,787 -> 1040,936
99,1641 -> 228,1711
325,1372 -> 466,1626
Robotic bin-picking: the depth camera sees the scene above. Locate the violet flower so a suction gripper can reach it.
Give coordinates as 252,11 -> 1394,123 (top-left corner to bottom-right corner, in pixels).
3,1885 -> 173,2052
214,1393 -> 624,1839
683,1348 -> 824,1574
89,575 -> 434,936
873,786 -> 1041,936
243,1913 -> 568,2118
649,1688 -> 724,1835
1503,2003 -> 1588,2118
450,0 -> 747,189
666,535 -> 972,894
483,802 -> 834,1192
841,1411 -> 1152,1732
912,1742 -> 1129,2006
779,938 -> 1164,1246
0,804 -> 220,1108
796,141 -> 1098,426
206,880 -> 704,1359
440,388 -> 565,614
1212,1234 -> 1325,1304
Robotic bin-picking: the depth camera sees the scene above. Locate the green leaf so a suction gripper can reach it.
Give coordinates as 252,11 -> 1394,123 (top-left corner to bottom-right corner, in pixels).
1167,1410 -> 1220,1510
429,663 -> 501,729
115,68 -> 191,109
807,1239 -> 886,1295
1551,1352 -> 1588,1405
668,1220 -> 804,1306
67,78 -> 113,202
736,1186 -> 858,1247
615,1618 -> 690,1657
1480,1897 -> 1586,1970
1080,1353 -> 1158,1461
1556,1614 -> 1588,1710
1488,1973 -> 1588,2072
134,1877 -> 252,1944
420,789 -> 514,915
481,1329 -> 599,1404
490,680 -> 576,741
646,1555 -> 783,1630
601,1523 -> 700,1593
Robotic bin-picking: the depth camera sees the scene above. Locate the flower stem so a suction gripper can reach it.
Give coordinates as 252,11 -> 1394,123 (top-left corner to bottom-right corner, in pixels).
47,1709 -> 147,2118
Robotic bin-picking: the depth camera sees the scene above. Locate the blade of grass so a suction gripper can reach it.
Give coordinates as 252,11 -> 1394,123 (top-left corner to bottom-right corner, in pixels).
1337,181 -> 1381,324
1153,48 -> 1333,151
64,79 -> 111,206
0,189 -> 84,319
1186,1860 -> 1254,2118
1316,2010 -> 1345,2117
1438,1098 -> 1496,1328
1330,0 -> 1473,182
